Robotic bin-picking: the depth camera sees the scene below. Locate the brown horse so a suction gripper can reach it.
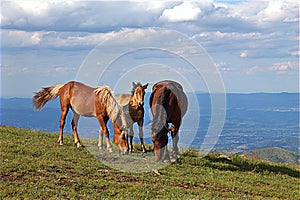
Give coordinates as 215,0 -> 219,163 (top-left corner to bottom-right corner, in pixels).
32,81 -> 129,154
117,82 -> 148,153
150,80 -> 188,162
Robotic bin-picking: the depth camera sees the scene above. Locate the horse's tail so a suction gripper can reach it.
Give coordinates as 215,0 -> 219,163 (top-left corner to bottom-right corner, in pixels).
33,84 -> 65,110
94,86 -> 121,122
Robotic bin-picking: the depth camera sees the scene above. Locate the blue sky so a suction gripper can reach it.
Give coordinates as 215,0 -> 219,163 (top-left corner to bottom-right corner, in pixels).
1,0 -> 299,97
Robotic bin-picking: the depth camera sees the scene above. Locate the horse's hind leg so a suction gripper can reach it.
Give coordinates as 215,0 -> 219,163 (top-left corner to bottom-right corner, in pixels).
71,111 -> 81,148
162,134 -> 170,162
58,106 -> 69,145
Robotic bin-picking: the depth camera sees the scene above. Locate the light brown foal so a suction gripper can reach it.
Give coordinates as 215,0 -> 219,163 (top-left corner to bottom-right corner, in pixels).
117,82 -> 148,153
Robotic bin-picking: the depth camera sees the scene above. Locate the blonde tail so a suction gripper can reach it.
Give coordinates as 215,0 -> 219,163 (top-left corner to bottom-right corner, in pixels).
33,84 -> 64,110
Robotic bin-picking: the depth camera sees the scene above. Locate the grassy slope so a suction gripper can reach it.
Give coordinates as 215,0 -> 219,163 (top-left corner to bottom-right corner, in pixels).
242,147 -> 299,165
0,126 -> 299,199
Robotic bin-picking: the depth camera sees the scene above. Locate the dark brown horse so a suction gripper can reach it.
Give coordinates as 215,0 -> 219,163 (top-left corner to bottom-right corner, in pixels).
150,80 -> 188,162
32,81 -> 129,154
117,82 -> 148,153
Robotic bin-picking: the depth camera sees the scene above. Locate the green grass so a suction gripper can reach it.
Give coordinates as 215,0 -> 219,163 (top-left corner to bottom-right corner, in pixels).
1,126 -> 299,199
242,147 -> 299,165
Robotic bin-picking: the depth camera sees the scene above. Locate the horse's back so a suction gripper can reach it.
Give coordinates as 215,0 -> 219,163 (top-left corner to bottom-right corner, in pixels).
152,80 -> 183,92
116,94 -> 131,106
151,80 -> 188,118
62,81 -> 97,117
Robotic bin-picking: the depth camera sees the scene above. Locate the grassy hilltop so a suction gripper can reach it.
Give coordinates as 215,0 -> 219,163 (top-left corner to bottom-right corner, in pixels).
0,126 -> 299,199
242,147 -> 299,165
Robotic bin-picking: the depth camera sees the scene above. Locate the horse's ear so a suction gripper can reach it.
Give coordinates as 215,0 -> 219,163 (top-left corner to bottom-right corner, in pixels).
132,82 -> 137,88
143,83 -> 148,89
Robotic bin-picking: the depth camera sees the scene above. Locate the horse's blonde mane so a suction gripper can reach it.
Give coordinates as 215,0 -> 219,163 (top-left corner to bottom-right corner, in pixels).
94,86 -> 122,122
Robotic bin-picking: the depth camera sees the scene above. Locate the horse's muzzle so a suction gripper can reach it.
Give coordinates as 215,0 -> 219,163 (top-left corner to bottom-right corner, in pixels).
120,149 -> 129,155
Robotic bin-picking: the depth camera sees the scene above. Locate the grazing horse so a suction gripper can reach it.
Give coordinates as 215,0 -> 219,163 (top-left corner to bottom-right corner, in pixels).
117,82 -> 148,153
150,80 -> 188,162
32,81 -> 129,154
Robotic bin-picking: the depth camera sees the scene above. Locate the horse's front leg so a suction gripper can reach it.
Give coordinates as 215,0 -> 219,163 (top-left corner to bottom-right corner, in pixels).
105,130 -> 113,153
138,121 -> 146,153
162,145 -> 171,163
98,128 -> 103,150
97,116 -> 113,152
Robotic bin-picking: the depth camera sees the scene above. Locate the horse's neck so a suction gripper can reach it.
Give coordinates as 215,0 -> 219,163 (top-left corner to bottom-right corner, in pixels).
123,104 -> 131,114
116,107 -> 128,129
121,104 -> 131,122
129,95 -> 139,109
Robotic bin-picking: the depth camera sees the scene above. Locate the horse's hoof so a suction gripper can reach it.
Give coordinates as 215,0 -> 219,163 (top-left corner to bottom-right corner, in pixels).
98,146 -> 103,150
120,150 -> 129,155
108,148 -> 113,153
75,143 -> 82,148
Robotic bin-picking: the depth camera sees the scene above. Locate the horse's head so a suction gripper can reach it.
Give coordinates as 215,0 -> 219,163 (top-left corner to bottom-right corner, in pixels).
120,127 -> 129,155
114,124 -> 129,155
151,104 -> 169,162
114,107 -> 130,155
152,124 -> 169,162
131,82 -> 148,108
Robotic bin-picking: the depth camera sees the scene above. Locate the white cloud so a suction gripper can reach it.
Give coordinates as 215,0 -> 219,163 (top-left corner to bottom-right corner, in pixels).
1,1 -> 299,95
240,50 -> 248,58
1,29 -> 120,49
246,66 -> 265,74
1,1 -> 162,32
55,67 -> 77,73
159,2 -> 201,22
246,61 -> 299,74
139,1 -> 175,12
2,1 -> 298,59
194,31 -> 262,40
215,62 -> 228,68
1,30 -> 42,47
291,51 -> 300,56
268,61 -> 297,74
16,1 -> 50,15
220,67 -> 234,72
257,0 -> 298,23
1,1 -> 298,37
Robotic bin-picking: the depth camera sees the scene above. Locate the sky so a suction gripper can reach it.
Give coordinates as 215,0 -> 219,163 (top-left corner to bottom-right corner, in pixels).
1,0 -> 299,98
